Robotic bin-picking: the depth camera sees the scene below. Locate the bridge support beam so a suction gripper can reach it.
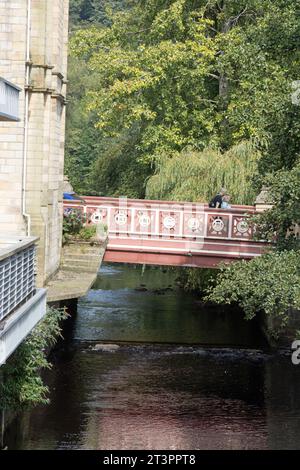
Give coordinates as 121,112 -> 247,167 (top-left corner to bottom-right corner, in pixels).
104,250 -> 253,268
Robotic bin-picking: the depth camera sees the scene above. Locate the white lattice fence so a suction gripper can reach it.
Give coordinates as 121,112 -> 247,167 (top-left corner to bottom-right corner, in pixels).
0,245 -> 36,321
0,77 -> 20,121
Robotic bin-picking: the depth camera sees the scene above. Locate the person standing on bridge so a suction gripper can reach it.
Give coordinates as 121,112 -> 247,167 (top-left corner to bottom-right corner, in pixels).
209,188 -> 226,208
221,194 -> 231,209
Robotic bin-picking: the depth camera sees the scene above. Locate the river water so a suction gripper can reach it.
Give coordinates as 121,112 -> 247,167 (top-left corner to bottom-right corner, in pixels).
7,263 -> 300,449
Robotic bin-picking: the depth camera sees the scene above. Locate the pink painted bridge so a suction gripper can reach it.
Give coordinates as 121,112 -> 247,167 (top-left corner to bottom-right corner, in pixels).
63,196 -> 269,268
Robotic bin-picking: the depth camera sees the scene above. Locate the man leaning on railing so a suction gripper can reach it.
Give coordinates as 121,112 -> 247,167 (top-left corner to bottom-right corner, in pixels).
209,188 -> 227,209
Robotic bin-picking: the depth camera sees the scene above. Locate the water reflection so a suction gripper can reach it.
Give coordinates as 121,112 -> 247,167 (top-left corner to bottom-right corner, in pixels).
76,264 -> 266,347
7,263 -> 300,450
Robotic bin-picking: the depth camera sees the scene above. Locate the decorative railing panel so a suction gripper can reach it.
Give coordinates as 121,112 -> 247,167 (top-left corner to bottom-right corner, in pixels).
64,197 -> 255,242
63,197 -> 268,267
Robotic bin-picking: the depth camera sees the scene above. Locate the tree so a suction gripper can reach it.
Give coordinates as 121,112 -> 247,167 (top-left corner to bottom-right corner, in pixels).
64,56 -> 103,194
254,164 -> 300,250
206,251 -> 300,338
69,0 -> 300,196
66,1 -> 300,336
146,141 -> 260,204
206,162 -> 300,337
68,0 -> 127,28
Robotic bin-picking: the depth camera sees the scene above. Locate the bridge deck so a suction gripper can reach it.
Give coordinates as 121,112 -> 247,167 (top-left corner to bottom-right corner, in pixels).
63,196 -> 269,268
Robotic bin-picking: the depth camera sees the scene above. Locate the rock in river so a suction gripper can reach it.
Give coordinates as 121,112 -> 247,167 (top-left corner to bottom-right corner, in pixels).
92,343 -> 120,352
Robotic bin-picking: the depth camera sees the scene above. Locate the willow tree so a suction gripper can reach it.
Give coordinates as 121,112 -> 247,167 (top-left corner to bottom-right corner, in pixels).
146,141 -> 260,204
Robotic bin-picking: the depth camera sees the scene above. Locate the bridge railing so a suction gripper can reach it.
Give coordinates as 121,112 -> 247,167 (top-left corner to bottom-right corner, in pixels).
63,196 -> 258,242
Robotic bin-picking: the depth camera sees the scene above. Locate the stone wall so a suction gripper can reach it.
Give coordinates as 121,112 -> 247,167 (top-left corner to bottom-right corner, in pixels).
0,0 -> 27,235
46,236 -> 108,302
0,0 -> 69,286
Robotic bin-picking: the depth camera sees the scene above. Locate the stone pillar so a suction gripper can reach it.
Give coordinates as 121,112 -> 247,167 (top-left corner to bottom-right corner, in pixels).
0,0 -> 69,286
63,175 -> 74,193
25,0 -> 69,286
254,186 -> 273,213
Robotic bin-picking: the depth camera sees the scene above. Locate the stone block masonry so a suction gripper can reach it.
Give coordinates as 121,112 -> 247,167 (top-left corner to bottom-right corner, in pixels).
46,236 -> 108,303
0,0 -> 69,287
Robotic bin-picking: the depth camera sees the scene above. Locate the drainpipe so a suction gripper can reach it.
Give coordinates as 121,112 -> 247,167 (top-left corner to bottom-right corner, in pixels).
22,0 -> 31,236
0,369 -> 3,449
0,409 -> 4,450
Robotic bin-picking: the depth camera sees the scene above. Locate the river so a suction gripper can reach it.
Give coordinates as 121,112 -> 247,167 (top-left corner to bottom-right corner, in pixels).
6,263 -> 300,449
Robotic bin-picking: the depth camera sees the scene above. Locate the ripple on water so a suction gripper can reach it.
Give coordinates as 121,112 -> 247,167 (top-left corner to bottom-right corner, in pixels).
7,264 -> 300,450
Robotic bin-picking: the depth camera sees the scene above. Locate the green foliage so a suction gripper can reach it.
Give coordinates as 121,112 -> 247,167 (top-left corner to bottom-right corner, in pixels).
254,163 -> 300,250
63,209 -> 99,242
295,330 -> 300,341
0,307 -> 69,411
71,5 -> 218,164
146,141 -> 260,203
179,267 -> 219,294
206,252 -> 300,337
64,56 -> 104,195
206,162 -> 300,337
69,0 -> 127,29
63,208 -> 85,240
66,1 -> 300,340
67,0 -> 300,199
90,127 -> 151,198
78,224 -> 97,240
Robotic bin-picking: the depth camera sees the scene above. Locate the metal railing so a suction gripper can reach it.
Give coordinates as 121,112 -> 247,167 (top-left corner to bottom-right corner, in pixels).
0,237 -> 37,321
63,197 -> 269,267
63,196 -> 257,242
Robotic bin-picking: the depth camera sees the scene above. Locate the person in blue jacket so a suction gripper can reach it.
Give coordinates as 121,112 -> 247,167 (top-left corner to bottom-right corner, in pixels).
63,192 -> 86,203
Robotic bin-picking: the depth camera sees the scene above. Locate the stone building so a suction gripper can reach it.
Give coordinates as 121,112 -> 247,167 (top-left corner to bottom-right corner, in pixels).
0,0 -> 70,374
0,0 -> 69,286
